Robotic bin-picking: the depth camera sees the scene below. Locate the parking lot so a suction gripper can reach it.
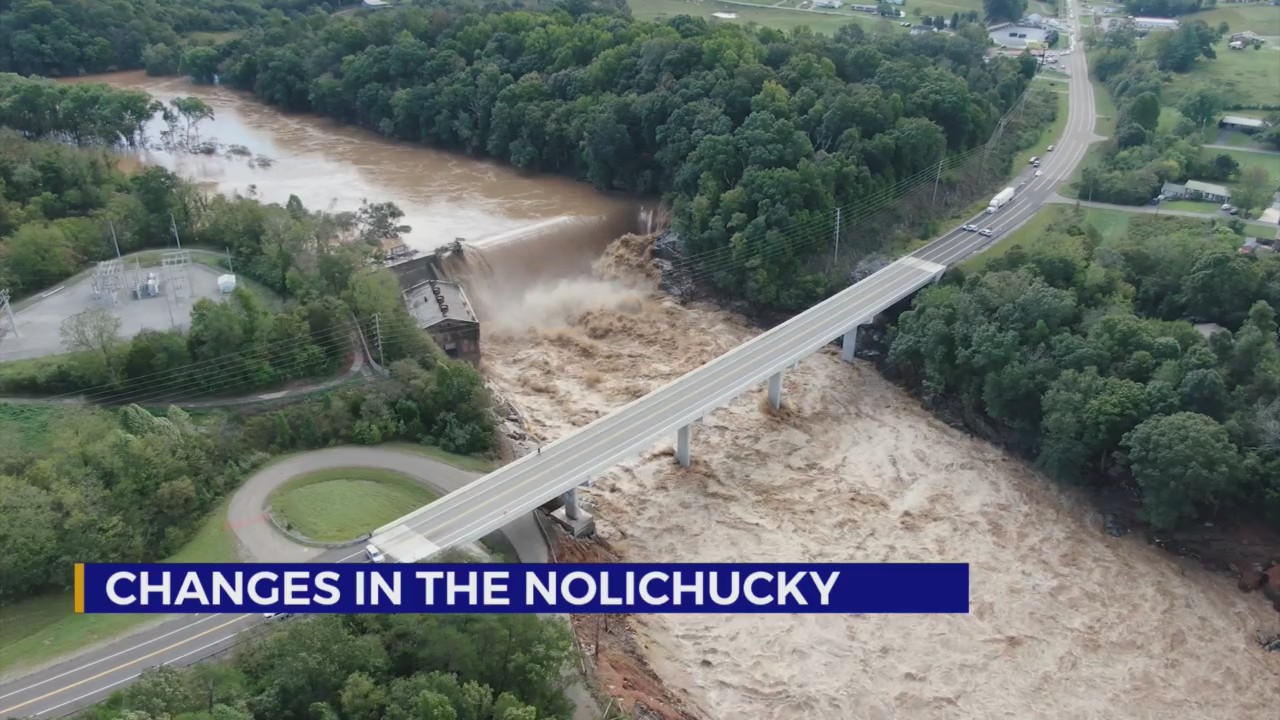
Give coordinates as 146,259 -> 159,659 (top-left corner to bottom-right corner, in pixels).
989,25 -> 1049,48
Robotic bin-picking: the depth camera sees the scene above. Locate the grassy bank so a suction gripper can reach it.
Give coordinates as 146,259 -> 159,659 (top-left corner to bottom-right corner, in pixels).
1166,40 -> 1280,107
382,442 -> 499,473
0,498 -> 239,674
1014,89 -> 1070,168
962,205 -> 1136,271
269,468 -> 439,542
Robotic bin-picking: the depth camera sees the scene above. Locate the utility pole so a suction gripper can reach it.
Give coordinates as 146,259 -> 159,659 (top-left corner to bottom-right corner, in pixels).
0,289 -> 18,339
169,212 -> 182,249
831,207 -> 842,269
225,247 -> 235,273
109,221 -> 122,259
931,158 -> 944,205
163,283 -> 177,329
374,313 -> 385,367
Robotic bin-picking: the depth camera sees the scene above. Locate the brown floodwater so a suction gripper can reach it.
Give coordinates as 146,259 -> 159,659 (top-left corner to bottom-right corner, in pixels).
74,72 -> 649,255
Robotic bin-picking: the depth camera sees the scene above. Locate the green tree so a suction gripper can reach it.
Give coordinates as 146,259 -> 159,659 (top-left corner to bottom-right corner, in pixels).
984,0 -> 1028,22
1125,92 -> 1161,132
61,308 -> 126,385
1122,412 -> 1241,529
181,46 -> 222,84
1177,88 -> 1222,130
1232,166 -> 1273,217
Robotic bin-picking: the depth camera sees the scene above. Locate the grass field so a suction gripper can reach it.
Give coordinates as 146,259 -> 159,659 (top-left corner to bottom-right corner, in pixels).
269,468 -> 438,542
0,499 -> 238,673
1167,41 -> 1280,107
1187,5 -> 1280,37
628,0 -> 878,33
962,205 -> 1135,270
1210,147 -> 1280,185
0,403 -> 73,455
1090,61 -> 1119,138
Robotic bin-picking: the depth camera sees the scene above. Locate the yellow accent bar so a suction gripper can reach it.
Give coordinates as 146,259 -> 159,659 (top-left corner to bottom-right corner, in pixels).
74,563 -> 85,613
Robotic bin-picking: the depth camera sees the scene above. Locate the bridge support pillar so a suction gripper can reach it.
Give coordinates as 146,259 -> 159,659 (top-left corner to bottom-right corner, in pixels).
552,486 -> 595,538
677,424 -> 692,467
841,326 -> 859,362
768,371 -> 783,409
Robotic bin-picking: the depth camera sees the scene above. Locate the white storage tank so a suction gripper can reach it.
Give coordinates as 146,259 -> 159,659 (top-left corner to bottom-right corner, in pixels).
217,274 -> 237,294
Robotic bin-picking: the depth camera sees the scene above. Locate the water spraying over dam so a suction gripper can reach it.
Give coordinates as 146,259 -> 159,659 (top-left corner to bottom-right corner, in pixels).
436,208 -> 651,324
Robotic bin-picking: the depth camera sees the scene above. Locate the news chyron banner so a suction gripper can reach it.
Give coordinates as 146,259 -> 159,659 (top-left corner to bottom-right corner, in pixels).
74,563 -> 968,614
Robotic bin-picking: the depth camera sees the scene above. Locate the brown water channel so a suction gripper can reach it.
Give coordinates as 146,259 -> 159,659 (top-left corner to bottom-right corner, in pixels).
80,71 -> 646,253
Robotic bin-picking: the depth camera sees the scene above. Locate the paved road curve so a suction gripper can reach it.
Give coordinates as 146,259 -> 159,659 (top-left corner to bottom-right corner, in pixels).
0,449 -> 553,720
0,8 -> 1098,718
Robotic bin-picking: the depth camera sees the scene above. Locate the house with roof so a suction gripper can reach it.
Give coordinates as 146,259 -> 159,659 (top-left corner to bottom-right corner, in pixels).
1220,115 -> 1268,133
1162,180 -> 1231,203
1132,17 -> 1179,31
1229,31 -> 1265,46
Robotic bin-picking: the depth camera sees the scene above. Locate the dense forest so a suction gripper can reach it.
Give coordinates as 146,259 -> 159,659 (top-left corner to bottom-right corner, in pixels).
0,77 -> 497,601
112,3 -> 1039,308
1082,24 -> 1278,210
75,613 -> 576,720
888,211 -> 1280,531
0,74 -> 451,400
0,0 -> 335,77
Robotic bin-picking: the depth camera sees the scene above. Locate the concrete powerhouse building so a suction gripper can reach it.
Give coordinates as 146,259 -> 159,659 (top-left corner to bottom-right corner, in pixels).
403,279 -> 480,365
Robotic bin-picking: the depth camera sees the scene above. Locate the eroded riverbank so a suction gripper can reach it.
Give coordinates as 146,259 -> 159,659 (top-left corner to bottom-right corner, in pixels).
479,236 -> 1280,720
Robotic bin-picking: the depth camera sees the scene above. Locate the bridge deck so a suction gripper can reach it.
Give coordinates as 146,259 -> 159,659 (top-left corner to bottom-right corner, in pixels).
370,256 -> 943,560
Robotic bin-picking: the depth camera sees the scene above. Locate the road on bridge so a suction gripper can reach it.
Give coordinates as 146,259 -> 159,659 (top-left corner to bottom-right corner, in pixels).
0,8 -> 1099,718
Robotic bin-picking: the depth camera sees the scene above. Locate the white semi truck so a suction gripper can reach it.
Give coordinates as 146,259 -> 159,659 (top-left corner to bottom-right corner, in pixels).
987,187 -> 1016,213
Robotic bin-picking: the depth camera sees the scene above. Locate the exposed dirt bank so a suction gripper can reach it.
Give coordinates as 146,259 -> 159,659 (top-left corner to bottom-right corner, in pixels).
477,237 -> 1280,719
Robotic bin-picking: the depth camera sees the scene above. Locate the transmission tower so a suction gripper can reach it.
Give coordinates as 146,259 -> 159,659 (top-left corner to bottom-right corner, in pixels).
0,288 -> 18,339
90,258 -> 125,308
162,250 -> 193,300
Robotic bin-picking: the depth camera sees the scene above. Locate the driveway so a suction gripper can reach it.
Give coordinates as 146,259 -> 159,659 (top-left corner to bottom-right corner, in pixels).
226,446 -> 548,562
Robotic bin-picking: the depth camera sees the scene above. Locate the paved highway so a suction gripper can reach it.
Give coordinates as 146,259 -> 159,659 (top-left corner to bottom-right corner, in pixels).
368,28 -> 1101,559
0,12 -> 1098,720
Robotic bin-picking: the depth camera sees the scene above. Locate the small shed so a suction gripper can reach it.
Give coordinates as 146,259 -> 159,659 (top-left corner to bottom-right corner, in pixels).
1220,115 -> 1267,132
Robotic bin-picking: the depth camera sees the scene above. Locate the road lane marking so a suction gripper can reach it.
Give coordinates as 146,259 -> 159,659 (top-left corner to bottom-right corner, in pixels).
37,631 -> 245,717
2,33 -> 1098,711
0,615 -> 250,717
0,615 -> 216,701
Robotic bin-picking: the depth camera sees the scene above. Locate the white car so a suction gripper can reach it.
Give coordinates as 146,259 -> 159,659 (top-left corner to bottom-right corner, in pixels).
1221,203 -> 1232,211
365,543 -> 386,563
1035,169 -> 1043,177
1046,144 -> 1055,151
963,224 -> 979,232
263,612 -> 293,620
979,228 -> 995,237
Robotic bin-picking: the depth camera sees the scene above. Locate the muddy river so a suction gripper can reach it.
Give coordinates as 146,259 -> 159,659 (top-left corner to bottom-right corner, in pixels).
80,72 -> 646,254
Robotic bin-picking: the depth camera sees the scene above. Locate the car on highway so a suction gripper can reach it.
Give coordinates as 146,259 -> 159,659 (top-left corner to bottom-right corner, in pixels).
365,543 -> 387,563
963,224 -> 979,232
979,228 -> 994,237
263,612 -> 294,620
1028,156 -> 1039,164
1046,144 -> 1055,151
1035,169 -> 1043,177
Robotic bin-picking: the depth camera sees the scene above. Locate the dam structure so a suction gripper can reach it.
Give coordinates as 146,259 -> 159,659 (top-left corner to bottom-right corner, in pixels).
369,251 -> 949,563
